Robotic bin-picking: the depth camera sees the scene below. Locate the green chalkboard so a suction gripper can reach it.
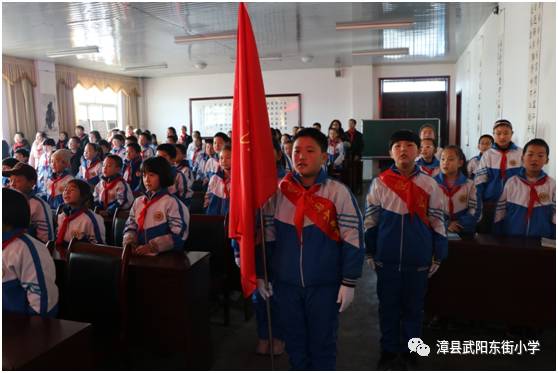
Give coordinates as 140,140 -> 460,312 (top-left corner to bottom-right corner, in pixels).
362,118 -> 441,158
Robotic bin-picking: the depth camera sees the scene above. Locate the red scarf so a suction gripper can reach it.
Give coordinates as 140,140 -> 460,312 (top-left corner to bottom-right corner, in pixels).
50,173 -> 67,197
347,128 -> 356,143
3,230 -> 26,250
519,176 -> 548,220
101,176 -> 122,208
420,165 -> 435,176
497,149 -> 509,180
56,208 -> 86,245
328,139 -> 340,149
85,160 -> 100,180
379,168 -> 430,227
221,175 -> 230,199
279,173 -> 341,243
193,148 -> 201,163
137,193 -> 166,232
439,180 -> 462,219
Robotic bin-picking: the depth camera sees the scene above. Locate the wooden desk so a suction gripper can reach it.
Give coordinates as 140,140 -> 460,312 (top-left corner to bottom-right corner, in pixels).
127,250 -> 212,369
425,234 -> 556,327
2,313 -> 93,370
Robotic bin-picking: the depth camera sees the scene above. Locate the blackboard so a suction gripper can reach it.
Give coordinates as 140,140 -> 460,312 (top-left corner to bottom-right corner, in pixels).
362,118 -> 441,158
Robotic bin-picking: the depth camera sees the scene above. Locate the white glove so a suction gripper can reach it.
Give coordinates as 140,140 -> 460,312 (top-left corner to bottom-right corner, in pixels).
367,257 -> 376,271
337,285 -> 355,312
257,278 -> 273,300
428,263 -> 440,278
234,257 -> 240,268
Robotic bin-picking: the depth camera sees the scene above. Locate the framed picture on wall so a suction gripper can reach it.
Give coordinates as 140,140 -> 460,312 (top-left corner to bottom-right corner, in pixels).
189,93 -> 301,136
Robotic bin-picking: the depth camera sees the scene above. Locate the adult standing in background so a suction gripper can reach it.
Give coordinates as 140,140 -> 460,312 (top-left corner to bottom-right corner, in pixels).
126,125 -> 135,138
28,131 -> 47,169
329,119 -> 348,142
75,125 -> 89,150
179,125 -> 192,147
346,118 -> 364,161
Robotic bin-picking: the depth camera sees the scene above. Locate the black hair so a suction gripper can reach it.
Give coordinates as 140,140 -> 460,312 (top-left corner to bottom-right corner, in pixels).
213,132 -> 230,144
167,135 -> 178,143
43,138 -> 56,147
69,136 -> 80,142
493,119 -> 513,130
478,134 -> 494,144
140,132 -> 152,142
144,130 -> 151,135
293,128 -> 328,152
141,156 -> 174,188
312,122 -> 321,129
421,138 -> 438,149
14,148 -> 29,158
204,138 -> 213,145
66,179 -> 94,209
37,131 -> 47,139
60,131 -> 69,139
126,142 -> 141,154
85,142 -> 101,156
167,126 -> 177,136
3,188 -> 30,229
89,130 -> 102,142
2,157 -> 19,168
105,154 -> 123,169
75,125 -> 85,131
98,140 -> 111,151
14,131 -> 25,138
523,138 -> 550,157
156,143 -> 177,159
175,143 -> 187,155
221,144 -> 232,153
126,135 -> 138,143
134,128 -> 142,136
389,130 -> 421,149
442,145 -> 468,177
419,123 -> 436,133
349,118 -> 357,125
112,134 -> 125,143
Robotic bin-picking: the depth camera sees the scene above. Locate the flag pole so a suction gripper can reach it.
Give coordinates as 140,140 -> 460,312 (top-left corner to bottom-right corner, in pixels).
259,207 -> 275,370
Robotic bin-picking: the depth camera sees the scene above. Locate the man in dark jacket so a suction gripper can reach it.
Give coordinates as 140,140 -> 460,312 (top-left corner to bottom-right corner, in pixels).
346,118 -> 364,160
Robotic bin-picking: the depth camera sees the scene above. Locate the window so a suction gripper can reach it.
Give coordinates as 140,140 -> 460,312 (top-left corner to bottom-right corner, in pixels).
382,78 -> 448,93
74,84 -> 122,138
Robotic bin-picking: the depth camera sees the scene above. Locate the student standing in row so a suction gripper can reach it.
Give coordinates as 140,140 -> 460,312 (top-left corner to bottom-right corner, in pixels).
467,134 -> 494,179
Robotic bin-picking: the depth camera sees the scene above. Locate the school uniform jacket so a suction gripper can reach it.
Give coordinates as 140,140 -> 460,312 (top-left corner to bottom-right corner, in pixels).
79,157 -> 102,186
56,206 -> 106,245
111,146 -> 127,160
44,171 -> 73,210
434,173 -> 482,234
364,165 -> 448,270
168,166 -> 189,204
36,151 -> 52,193
28,192 -> 55,242
140,145 -> 155,160
123,156 -> 142,192
206,170 -> 230,215
416,156 -> 441,177
203,156 -> 220,181
474,143 -> 522,202
467,154 -> 482,180
93,175 -> 133,214
176,160 -> 194,200
2,230 -> 59,316
259,169 -> 364,288
327,140 -> 345,170
494,168 -> 556,238
123,189 -> 190,253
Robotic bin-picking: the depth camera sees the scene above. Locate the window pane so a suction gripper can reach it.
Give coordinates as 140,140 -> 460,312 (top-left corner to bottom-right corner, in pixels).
103,106 -> 117,121
88,104 -> 103,120
77,105 -> 88,121
383,80 -> 446,93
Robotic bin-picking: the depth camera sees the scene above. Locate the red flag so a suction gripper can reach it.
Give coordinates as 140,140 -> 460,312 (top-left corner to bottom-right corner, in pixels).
229,3 -> 277,297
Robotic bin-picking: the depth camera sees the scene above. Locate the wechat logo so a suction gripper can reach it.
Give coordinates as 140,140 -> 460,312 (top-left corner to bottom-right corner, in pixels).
408,337 -> 431,357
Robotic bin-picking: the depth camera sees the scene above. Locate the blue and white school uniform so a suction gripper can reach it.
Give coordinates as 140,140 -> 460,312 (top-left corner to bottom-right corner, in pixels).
416,156 -> 441,177
44,171 -> 73,210
123,189 -> 190,253
365,165 -> 447,354
434,172 -> 482,234
123,156 -> 142,192
93,175 -> 133,215
176,160 -> 194,204
3,230 -> 59,316
206,170 -> 230,216
474,143 -> 522,202
56,206 -> 106,246
140,145 -> 155,161
494,168 -> 555,238
36,151 -> 52,193
111,146 -> 127,160
168,166 -> 189,205
327,139 -> 345,171
467,153 -> 482,179
78,157 -> 102,186
28,192 -> 55,242
203,156 -> 220,181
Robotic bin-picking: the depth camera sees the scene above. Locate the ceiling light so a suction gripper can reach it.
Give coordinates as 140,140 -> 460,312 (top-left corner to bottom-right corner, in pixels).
194,62 -> 207,70
301,55 -> 314,63
46,46 -> 100,58
174,31 -> 236,44
336,19 -> 413,31
352,48 -> 410,56
122,63 -> 168,72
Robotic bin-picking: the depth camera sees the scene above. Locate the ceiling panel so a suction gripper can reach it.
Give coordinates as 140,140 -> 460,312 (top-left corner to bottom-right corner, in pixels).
2,2 -> 495,78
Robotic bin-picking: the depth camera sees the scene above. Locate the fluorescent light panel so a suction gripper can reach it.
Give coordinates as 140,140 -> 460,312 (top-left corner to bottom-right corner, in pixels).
352,48 -> 409,56
336,19 -> 413,31
174,31 -> 236,44
46,46 -> 100,58
122,63 -> 168,72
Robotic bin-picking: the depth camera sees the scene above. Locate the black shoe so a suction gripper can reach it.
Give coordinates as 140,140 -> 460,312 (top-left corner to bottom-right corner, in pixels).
377,351 -> 399,370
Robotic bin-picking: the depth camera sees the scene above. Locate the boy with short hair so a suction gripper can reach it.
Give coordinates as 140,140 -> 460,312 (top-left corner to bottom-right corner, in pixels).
14,148 -> 29,164
45,149 -> 74,210
494,138 -> 555,238
139,132 -> 155,160
93,154 -> 133,216
68,136 -> 83,176
467,134 -> 494,179
416,138 -> 440,177
365,130 -> 447,369
123,142 -> 143,192
193,139 -> 219,183
3,162 -> 55,242
75,125 -> 89,150
258,128 -> 364,370
2,188 -> 59,316
156,143 -> 189,205
2,157 -> 19,187
204,145 -> 231,215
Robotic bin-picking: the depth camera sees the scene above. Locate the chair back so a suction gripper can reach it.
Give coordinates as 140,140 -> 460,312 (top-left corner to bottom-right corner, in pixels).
111,208 -> 130,247
189,191 -> 206,214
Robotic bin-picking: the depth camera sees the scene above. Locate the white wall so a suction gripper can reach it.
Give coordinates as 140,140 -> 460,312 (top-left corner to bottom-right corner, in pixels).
143,67 -> 374,137
456,2 -> 556,177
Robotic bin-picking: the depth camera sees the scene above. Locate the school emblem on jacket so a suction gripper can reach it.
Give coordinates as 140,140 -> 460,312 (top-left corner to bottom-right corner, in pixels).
538,192 -> 549,203
459,194 -> 467,203
154,211 -> 165,222
509,159 -> 517,167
